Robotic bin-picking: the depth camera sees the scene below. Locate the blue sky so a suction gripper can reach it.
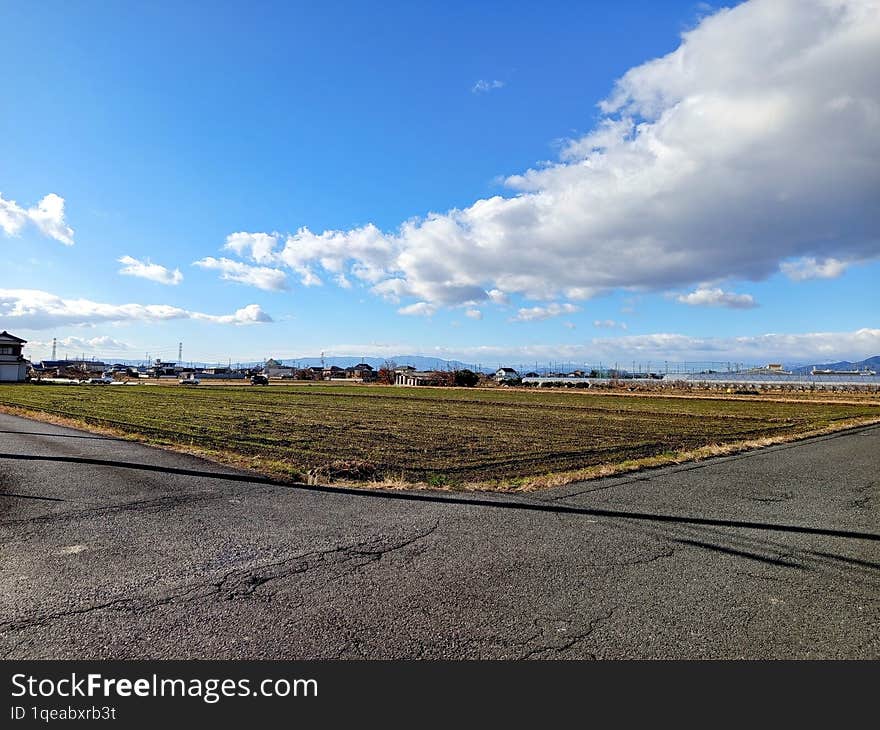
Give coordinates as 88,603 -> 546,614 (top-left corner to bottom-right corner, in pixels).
2,0 -> 878,366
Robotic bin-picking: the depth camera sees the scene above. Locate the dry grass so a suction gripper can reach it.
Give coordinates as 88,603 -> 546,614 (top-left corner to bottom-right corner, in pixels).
1,382 -> 877,492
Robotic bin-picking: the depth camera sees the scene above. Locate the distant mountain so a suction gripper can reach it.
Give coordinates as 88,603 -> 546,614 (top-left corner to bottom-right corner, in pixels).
791,355 -> 880,375
264,355 -> 485,372
89,355 -> 492,372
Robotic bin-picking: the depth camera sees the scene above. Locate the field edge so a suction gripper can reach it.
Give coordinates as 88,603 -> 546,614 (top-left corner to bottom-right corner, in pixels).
2,402 -> 878,494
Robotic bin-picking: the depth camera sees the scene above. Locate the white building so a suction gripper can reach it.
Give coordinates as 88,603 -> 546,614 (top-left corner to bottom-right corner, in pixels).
394,370 -> 440,386
0,331 -> 28,382
494,367 -> 519,382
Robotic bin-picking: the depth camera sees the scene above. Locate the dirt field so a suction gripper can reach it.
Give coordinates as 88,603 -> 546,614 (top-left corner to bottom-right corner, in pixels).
1,382 -> 878,490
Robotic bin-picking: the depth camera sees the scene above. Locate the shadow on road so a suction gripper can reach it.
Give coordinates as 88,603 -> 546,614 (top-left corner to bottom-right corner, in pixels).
0,492 -> 66,502
1,451 -> 879,543
671,538 -> 806,569
0,430 -> 126,442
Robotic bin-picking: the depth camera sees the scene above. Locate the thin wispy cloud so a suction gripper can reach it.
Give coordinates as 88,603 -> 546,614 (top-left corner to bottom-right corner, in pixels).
511,303 -> 579,322
594,319 -> 628,330
472,79 -> 505,94
781,257 -> 849,281
398,301 -> 437,317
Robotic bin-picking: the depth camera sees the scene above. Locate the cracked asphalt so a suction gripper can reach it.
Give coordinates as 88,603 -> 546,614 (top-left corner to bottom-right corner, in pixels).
1,411 -> 878,659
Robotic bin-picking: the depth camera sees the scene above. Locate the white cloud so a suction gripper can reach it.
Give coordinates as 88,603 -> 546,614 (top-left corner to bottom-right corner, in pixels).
193,256 -> 288,291
472,79 -> 505,94
781,256 -> 850,280
465,308 -> 483,320
214,0 -> 880,314
28,335 -> 132,354
23,335 -> 134,361
202,303 -> 272,325
398,301 -> 437,317
676,287 -> 758,309
0,192 -> 74,245
224,232 -> 280,263
299,328 -> 880,364
594,319 -> 628,329
118,255 -> 183,285
511,303 -> 580,322
0,289 -> 272,329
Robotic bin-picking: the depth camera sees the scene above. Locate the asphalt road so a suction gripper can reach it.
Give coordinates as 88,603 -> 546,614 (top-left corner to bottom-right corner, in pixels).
1,411 -> 878,659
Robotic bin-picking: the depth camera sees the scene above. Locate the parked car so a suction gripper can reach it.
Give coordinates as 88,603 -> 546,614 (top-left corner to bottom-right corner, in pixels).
250,374 -> 269,385
178,375 -> 201,386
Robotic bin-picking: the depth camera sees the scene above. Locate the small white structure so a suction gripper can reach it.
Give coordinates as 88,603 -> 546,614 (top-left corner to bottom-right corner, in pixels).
0,331 -> 28,382
494,367 -> 519,382
395,370 -> 441,386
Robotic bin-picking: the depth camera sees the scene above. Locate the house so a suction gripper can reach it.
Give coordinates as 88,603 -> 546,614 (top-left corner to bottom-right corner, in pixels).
322,365 -> 344,380
265,365 -> 297,378
200,366 -> 229,375
395,370 -> 442,386
345,363 -> 376,382
494,367 -> 520,382
150,361 -> 179,377
0,331 -> 29,382
39,358 -> 107,374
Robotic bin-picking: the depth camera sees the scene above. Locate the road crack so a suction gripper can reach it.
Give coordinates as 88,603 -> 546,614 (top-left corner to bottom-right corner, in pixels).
518,608 -> 616,659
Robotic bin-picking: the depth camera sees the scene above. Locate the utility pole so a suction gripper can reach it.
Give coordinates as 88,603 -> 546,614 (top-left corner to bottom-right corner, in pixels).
178,342 -> 183,363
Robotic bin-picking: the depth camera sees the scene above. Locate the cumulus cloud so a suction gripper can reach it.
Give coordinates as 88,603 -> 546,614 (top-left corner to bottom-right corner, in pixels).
472,79 -> 505,93
210,0 -> 880,315
224,231 -> 280,263
193,256 -> 288,291
204,303 -> 272,325
118,255 -> 183,285
0,289 -> 272,329
676,287 -> 758,309
780,256 -> 850,280
0,192 -> 74,245
511,303 -> 580,322
465,308 -> 483,320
